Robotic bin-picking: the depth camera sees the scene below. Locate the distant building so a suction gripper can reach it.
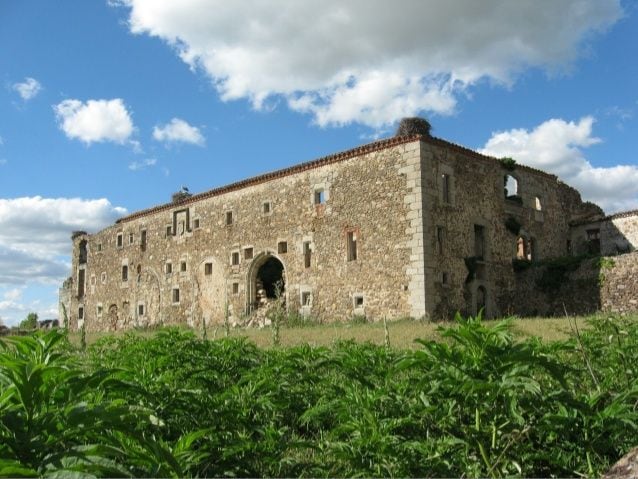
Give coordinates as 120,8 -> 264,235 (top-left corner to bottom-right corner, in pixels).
59,119 -> 637,332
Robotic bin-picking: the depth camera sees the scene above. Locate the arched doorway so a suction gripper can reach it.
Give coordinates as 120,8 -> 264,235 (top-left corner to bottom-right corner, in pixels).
247,253 -> 286,313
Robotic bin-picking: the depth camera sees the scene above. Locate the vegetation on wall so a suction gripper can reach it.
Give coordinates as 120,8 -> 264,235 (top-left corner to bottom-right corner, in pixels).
499,157 -> 517,170
1,314 -> 637,477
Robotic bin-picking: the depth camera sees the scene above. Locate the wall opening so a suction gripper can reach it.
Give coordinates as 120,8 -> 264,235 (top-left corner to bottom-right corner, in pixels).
78,240 -> 88,264
256,256 -> 285,300
476,286 -> 487,317
303,241 -> 312,268
347,230 -> 358,261
504,175 -> 519,198
474,225 -> 485,260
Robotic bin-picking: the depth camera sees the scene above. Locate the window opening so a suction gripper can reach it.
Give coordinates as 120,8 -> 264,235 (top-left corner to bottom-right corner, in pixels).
180,261 -> 187,272
347,231 -> 358,261
77,269 -> 85,297
138,304 -> 144,316
172,288 -> 180,303
474,225 -> 485,260
226,211 -> 233,225
78,240 -> 88,264
193,218 -> 200,229
97,243 -> 102,252
436,226 -> 444,254
117,233 -> 123,248
586,228 -> 601,254
441,174 -> 451,204
140,230 -> 147,250
129,233 -> 134,245
278,241 -> 288,254
165,262 -> 173,274
354,295 -> 364,308
231,252 -> 240,266
441,272 -> 449,285
303,241 -> 312,268
78,306 -> 84,320
204,263 -> 213,275
516,236 -> 526,260
301,291 -> 311,306
263,202 -> 271,214
534,196 -> 542,211
101,272 -> 107,284
314,188 -> 325,205
244,247 -> 254,260
166,225 -> 172,237
121,265 -> 128,282
232,282 -> 240,295
97,304 -> 103,317
504,175 -> 519,198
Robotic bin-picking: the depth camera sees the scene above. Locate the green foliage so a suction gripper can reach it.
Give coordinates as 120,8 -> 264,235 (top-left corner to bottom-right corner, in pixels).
2,315 -> 638,477
499,157 -> 517,170
505,216 -> 522,235
512,258 -> 532,272
535,255 -> 586,294
19,313 -> 38,330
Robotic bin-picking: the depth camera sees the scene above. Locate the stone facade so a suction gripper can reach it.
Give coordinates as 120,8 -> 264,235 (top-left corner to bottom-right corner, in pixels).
59,124 -> 637,332
571,210 -> 638,256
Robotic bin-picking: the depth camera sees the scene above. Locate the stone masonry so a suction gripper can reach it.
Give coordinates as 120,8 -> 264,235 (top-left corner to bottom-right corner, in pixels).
59,119 -> 637,332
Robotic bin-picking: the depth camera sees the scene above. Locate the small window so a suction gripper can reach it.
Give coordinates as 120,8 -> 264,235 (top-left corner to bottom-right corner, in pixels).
193,218 -> 200,229
441,272 -> 449,285
78,306 -> 84,320
278,241 -> 288,254
354,295 -> 364,308
301,291 -> 311,306
204,262 -> 213,275
117,233 -> 123,248
244,247 -> 254,260
534,196 -> 542,211
504,175 -> 519,198
140,230 -> 147,247
263,202 -> 271,214
303,241 -> 312,268
231,251 -> 240,266
172,288 -> 180,304
226,211 -> 234,225
96,304 -> 103,317
474,225 -> 485,260
166,225 -> 172,237
314,188 -> 325,205
347,231 -> 358,261
121,265 -> 128,282
436,226 -> 444,254
232,282 -> 239,295
129,233 -> 134,245
138,304 -> 145,316
97,243 -> 102,252
180,261 -> 187,272
165,262 -> 173,274
441,174 -> 451,204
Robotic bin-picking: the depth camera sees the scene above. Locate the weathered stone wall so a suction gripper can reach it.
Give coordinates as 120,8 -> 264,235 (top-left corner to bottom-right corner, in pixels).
571,210 -> 638,256
65,138 -> 425,332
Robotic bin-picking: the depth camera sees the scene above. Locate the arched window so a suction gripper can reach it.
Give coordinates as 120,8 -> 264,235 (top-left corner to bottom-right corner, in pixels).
504,175 -> 519,198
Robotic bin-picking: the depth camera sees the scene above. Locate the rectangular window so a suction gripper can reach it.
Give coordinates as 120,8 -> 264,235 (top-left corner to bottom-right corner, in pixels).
314,188 -> 325,205
117,233 -> 123,248
180,261 -> 187,272
244,247 -> 254,260
232,282 -> 239,295
442,174 -> 450,204
166,225 -> 172,237
347,231 -> 358,261
436,226 -> 444,254
226,211 -> 233,225
193,218 -> 200,229
97,304 -> 103,317
97,243 -> 102,252
165,262 -> 173,274
301,291 -> 311,306
78,306 -> 84,320
140,230 -> 147,248
204,262 -> 213,275
172,288 -> 180,304
303,241 -> 312,268
474,225 -> 485,260
231,252 -> 240,266
77,269 -> 85,297
122,265 -> 128,282
278,241 -> 288,254
129,233 -> 134,245
263,202 -> 271,214
138,304 -> 145,316
441,272 -> 449,285
354,295 -> 364,308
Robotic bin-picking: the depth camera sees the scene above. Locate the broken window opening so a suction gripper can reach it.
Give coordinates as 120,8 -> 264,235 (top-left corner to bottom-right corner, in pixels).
256,257 -> 285,300
303,241 -> 312,268
504,175 -> 519,199
473,225 -> 485,260
78,240 -> 88,264
347,231 -> 358,261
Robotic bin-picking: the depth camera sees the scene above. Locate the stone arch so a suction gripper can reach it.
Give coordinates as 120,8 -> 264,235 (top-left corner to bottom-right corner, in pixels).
246,251 -> 287,314
195,256 -> 226,326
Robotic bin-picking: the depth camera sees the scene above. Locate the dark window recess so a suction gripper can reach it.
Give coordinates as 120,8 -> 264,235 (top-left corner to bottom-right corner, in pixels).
354,295 -> 364,307
129,233 -> 134,244
121,265 -> 128,282
474,225 -> 485,260
97,243 -> 102,252
278,241 -> 288,254
165,262 -> 172,274
436,226 -> 444,254
140,230 -> 147,249
441,174 -> 451,203
314,189 -> 325,205
301,292 -> 311,306
77,269 -> 85,297
232,282 -> 239,294
180,261 -> 187,272
303,241 -> 312,268
204,263 -> 213,275
193,218 -> 200,229
347,231 -> 358,261
441,272 -> 449,285
117,234 -> 123,247
138,304 -> 144,316
226,211 -> 233,225
78,307 -> 84,319
586,228 -> 601,254
166,226 -> 172,237
172,288 -> 180,303
231,252 -> 240,265
263,202 -> 271,214
79,240 -> 88,264
244,247 -> 254,260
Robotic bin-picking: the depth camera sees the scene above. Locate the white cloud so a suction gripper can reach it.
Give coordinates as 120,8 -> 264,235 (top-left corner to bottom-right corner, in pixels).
129,158 -> 157,170
13,77 -> 42,100
153,118 -> 205,146
115,0 -> 621,127
53,98 -> 135,145
0,197 -> 127,285
479,117 -> 638,214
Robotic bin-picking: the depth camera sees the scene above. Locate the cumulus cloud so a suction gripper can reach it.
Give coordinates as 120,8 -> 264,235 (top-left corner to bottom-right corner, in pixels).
129,158 -> 158,170
114,0 -> 621,127
479,117 -> 638,213
153,118 -> 205,146
53,98 -> 135,144
12,77 -> 42,100
0,197 -> 127,286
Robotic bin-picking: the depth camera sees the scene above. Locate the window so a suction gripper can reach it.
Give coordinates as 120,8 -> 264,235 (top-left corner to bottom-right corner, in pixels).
204,262 -> 213,275
172,288 -> 180,304
475,226 -> 486,261
232,282 -> 239,295
138,304 -> 145,316
303,241 -> 312,268
140,230 -> 147,248
586,228 -> 601,254
436,226 -> 444,254
534,196 -> 542,211
263,201 -> 271,214
77,269 -> 85,297
78,306 -> 84,320
441,174 -> 451,204
244,247 -> 254,260
301,291 -> 311,306
278,241 -> 288,254
347,231 -> 358,261
441,272 -> 449,285
97,243 -> 102,252
97,304 -> 103,317
314,188 -> 325,205
129,233 -> 134,245
231,251 -> 240,266
504,175 -> 519,198
165,262 -> 173,274
180,261 -> 187,272
121,265 -> 128,282
226,211 -> 234,225
117,233 -> 123,248
193,218 -> 200,229
166,225 -> 172,237
353,295 -> 364,308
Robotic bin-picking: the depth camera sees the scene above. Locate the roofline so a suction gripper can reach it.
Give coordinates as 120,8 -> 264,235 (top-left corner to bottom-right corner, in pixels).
116,133 -> 558,224
571,208 -> 638,226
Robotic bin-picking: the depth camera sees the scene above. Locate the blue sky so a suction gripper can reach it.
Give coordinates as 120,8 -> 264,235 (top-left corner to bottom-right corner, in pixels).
0,0 -> 637,325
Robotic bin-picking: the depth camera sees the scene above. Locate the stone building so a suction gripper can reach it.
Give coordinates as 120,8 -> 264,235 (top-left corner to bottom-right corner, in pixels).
59,119 -> 633,332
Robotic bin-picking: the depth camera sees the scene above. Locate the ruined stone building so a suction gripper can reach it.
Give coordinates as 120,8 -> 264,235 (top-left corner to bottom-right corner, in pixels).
59,119 -> 638,332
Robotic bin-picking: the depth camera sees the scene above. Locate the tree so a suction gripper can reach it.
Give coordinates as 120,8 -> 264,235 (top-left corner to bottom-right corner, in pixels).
20,312 -> 39,329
